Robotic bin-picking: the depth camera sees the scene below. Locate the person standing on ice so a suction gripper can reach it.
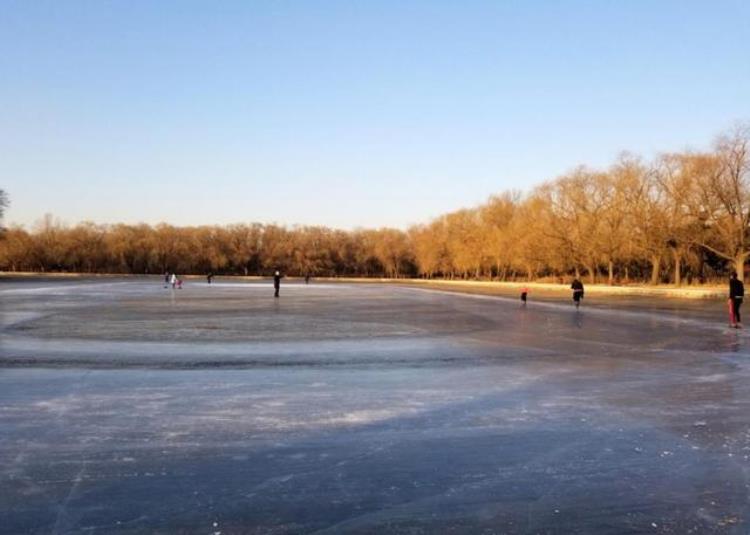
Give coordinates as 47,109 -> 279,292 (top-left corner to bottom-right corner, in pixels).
170,273 -> 177,289
273,270 -> 282,298
571,278 -> 584,309
520,286 -> 528,305
163,271 -> 170,288
729,271 -> 744,328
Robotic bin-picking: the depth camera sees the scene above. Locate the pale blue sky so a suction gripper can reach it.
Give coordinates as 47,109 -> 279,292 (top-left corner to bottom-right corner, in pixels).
1,1 -> 749,229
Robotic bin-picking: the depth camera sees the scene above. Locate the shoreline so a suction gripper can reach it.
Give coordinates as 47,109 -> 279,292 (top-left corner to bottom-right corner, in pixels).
0,271 -> 728,300
385,278 -> 726,300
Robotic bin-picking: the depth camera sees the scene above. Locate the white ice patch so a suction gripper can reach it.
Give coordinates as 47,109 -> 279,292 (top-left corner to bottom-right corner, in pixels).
204,282 -> 349,290
0,282 -> 130,295
320,409 -> 408,425
694,374 -> 728,383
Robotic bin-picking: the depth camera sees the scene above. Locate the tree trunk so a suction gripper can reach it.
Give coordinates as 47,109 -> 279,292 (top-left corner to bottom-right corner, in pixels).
697,251 -> 705,283
673,250 -> 681,287
735,254 -> 746,282
584,264 -> 595,285
649,255 -> 661,285
607,260 -> 614,286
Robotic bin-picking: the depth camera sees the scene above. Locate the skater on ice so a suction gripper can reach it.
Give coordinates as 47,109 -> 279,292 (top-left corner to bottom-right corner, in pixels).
520,286 -> 528,305
571,278 -> 584,309
729,271 -> 744,328
274,270 -> 282,298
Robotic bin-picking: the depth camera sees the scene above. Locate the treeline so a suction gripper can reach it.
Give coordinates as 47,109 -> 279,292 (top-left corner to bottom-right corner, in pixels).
1,124 -> 748,284
0,219 -> 413,278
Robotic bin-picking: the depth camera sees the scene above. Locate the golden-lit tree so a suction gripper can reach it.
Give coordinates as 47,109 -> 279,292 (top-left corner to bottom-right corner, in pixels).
692,125 -> 750,278
479,192 -> 518,280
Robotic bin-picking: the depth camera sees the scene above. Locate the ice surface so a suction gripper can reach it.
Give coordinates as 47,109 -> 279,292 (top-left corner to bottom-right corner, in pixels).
1,277 -> 750,533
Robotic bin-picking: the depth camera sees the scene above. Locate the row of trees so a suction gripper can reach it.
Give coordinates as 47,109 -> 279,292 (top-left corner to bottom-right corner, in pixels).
0,217 -> 414,279
410,124 -> 750,284
1,124 -> 748,284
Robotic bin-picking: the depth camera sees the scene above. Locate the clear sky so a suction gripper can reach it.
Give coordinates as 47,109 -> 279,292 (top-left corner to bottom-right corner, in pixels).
1,1 -> 749,230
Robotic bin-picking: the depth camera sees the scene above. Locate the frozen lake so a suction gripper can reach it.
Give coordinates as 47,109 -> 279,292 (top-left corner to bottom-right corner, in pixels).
2,277 -> 749,533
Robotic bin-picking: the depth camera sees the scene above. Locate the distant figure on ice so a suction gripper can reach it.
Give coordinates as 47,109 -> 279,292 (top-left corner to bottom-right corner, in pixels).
207,272 -> 214,284
170,273 -> 177,289
274,270 -> 282,298
520,286 -> 528,305
176,277 -> 183,289
164,271 -> 170,288
729,271 -> 744,328
305,273 -> 311,284
571,278 -> 584,309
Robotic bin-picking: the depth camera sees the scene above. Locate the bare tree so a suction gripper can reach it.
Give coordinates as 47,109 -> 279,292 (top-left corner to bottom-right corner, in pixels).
664,125 -> 750,280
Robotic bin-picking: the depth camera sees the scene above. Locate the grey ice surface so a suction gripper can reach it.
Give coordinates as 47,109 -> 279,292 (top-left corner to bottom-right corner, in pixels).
1,277 -> 750,534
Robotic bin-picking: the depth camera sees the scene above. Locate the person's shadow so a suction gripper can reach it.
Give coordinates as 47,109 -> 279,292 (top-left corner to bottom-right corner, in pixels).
571,309 -> 583,329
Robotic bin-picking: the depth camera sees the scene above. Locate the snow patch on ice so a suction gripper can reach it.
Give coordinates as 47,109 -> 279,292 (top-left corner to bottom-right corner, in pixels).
694,374 -> 728,383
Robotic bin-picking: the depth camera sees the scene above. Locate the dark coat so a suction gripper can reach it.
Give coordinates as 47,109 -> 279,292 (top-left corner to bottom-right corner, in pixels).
730,278 -> 744,299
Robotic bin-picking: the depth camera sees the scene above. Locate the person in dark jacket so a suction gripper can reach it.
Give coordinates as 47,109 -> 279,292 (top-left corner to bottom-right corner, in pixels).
729,271 -> 744,328
273,270 -> 282,298
571,278 -> 584,309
